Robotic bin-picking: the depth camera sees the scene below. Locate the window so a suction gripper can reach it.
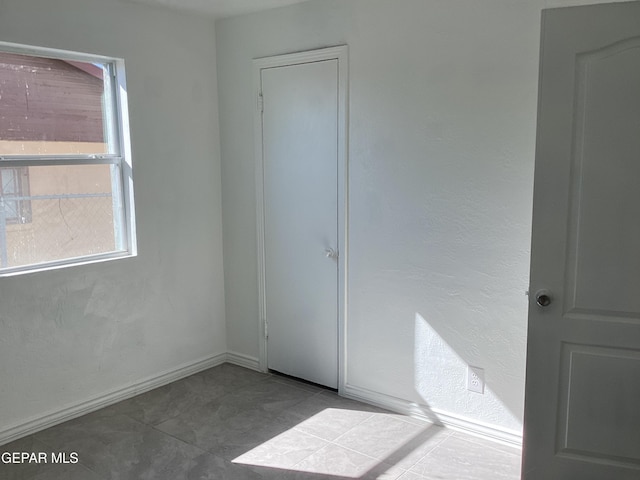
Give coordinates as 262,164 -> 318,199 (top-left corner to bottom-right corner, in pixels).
0,43 -> 135,274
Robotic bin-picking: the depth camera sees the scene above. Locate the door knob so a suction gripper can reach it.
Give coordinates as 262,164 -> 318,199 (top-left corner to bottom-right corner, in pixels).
535,290 -> 552,307
325,248 -> 338,260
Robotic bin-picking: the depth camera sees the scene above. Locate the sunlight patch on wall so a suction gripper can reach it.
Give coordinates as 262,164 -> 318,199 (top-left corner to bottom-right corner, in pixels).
414,313 -> 522,429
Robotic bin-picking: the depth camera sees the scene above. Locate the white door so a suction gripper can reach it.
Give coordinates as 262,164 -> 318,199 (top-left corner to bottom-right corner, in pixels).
257,49 -> 345,389
523,3 -> 640,479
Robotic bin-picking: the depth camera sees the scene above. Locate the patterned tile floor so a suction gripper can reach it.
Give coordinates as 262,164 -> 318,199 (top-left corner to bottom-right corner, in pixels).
0,364 -> 522,479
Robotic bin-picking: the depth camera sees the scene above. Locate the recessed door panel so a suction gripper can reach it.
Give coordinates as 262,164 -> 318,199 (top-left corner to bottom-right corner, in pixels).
566,39 -> 640,319
557,344 -> 640,465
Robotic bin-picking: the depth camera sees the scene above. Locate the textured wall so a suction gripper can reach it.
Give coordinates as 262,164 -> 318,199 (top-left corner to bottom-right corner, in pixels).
0,0 -> 225,434
216,0 -> 561,433
216,0 -> 634,434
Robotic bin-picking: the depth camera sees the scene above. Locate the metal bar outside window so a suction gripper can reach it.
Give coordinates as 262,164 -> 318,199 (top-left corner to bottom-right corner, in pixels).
0,156 -> 121,167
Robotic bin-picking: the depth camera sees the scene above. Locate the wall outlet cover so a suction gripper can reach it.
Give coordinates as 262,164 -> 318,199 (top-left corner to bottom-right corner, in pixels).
467,366 -> 485,394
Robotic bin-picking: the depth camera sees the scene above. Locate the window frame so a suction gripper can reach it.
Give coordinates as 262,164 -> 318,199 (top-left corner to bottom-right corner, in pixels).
0,41 -> 136,276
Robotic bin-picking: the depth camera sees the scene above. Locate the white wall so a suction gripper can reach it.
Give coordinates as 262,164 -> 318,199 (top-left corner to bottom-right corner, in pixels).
217,0 -> 629,434
0,0 -> 225,439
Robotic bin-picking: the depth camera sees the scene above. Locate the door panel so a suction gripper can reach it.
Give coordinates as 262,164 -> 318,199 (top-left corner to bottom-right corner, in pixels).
524,3 -> 640,479
556,344 -> 640,463
567,37 -> 640,319
261,59 -> 339,388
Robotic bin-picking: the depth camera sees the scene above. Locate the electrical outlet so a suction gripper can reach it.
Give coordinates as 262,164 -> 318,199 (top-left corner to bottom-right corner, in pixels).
467,366 -> 485,394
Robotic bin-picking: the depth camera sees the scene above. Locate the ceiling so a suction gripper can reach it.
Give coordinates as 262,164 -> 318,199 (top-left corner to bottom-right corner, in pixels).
130,0 -> 312,18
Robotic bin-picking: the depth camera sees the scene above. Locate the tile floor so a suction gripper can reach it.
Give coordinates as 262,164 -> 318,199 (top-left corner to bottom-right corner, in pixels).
0,364 -> 522,479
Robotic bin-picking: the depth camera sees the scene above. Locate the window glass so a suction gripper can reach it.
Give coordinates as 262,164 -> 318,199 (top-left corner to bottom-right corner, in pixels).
1,165 -> 123,268
0,167 -> 31,224
0,45 -> 134,274
0,52 -> 114,156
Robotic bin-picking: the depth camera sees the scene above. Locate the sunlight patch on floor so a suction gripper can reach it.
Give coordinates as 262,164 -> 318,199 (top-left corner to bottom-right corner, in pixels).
232,407 -> 440,478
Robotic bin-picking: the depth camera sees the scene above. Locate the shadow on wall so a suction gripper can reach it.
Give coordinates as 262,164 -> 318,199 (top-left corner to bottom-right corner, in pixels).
413,312 -> 524,431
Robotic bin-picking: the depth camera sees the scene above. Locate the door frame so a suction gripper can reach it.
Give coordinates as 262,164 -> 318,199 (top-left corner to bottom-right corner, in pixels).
253,45 -> 349,393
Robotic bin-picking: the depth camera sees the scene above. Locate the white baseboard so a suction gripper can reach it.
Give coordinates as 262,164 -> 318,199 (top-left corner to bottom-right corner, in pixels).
0,352 -> 227,447
1,354 -> 522,451
226,351 -> 262,371
342,383 -> 522,449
